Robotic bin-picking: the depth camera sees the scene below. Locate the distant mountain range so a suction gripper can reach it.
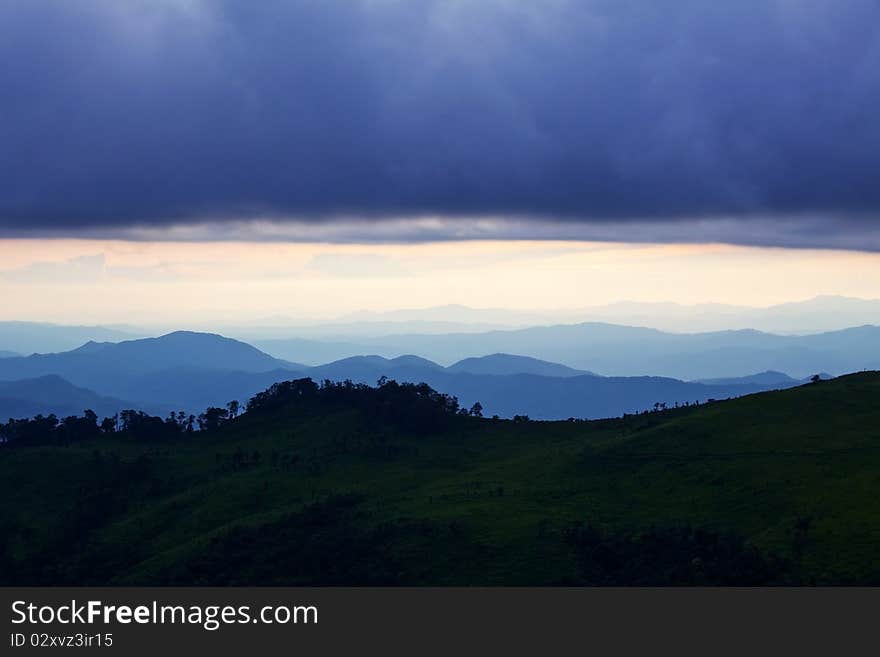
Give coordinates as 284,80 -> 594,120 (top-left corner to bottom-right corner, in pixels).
0,375 -> 138,420
562,295 -> 880,334
5,296 -> 879,354
302,355 -> 812,419
305,353 -> 593,382
0,321 -> 141,355
0,332 -> 302,416
694,370 -> 803,386
255,323 -> 880,379
0,331 -> 296,385
447,354 -> 594,377
0,332 -> 837,420
231,295 -> 880,338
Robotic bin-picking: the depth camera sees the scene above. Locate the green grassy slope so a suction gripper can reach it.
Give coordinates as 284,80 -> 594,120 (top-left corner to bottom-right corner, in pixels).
2,372 -> 879,585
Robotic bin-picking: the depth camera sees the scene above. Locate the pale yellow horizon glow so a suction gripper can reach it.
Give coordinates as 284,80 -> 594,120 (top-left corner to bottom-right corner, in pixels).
1,239 -> 879,325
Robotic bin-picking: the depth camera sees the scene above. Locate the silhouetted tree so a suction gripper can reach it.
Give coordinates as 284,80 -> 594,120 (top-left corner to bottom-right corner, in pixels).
198,407 -> 229,432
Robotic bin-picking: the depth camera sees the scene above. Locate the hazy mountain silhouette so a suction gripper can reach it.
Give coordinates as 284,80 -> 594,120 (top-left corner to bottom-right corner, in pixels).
0,330 -> 854,419
38,357 -> 813,421
695,371 -> 800,386
0,375 -> 141,419
71,331 -> 299,371
301,355 -> 799,419
111,367 -> 304,412
307,355 -> 442,384
5,295 -> 878,357
304,353 -> 593,382
0,332 -> 300,403
447,353 -> 595,377
387,355 -> 446,370
247,319 -> 516,339
314,296 -> 880,333
257,323 -> 880,379
0,351 -> 19,359
252,337 -> 379,366
235,296 -> 880,338
564,295 -> 880,333
418,373 -> 789,420
0,321 -> 140,355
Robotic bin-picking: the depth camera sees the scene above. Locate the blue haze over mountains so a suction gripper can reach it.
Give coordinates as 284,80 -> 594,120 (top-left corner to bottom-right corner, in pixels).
257,296 -> 880,338
0,376 -> 138,421
0,302 -> 877,420
253,324 -> 879,380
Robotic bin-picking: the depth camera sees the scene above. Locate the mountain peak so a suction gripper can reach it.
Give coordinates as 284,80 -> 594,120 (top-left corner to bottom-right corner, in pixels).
69,340 -> 113,354
449,353 -> 595,378
156,330 -> 228,341
389,355 -> 443,369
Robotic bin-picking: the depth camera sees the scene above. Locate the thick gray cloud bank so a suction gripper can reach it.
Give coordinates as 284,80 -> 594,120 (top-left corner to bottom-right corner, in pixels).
1,0 -> 879,247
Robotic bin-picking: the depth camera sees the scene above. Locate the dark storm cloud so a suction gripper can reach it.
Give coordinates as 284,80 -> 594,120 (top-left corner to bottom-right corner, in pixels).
1,0 -> 879,247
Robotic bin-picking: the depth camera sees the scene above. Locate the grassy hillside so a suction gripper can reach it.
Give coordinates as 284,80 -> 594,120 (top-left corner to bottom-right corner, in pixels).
2,372 -> 879,585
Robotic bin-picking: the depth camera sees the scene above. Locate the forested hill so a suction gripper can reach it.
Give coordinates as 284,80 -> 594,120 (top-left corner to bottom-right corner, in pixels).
2,372 -> 879,585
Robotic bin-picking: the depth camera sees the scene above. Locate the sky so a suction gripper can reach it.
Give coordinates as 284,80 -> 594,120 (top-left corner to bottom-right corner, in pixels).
0,1 -> 878,323
1,239 -> 879,324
